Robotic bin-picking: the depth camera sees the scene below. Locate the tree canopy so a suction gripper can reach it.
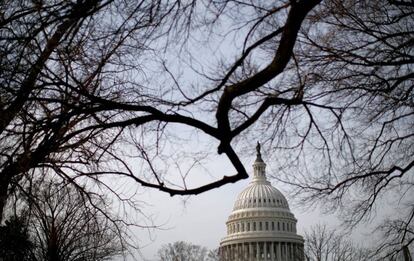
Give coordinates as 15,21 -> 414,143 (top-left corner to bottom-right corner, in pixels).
157,241 -> 218,261
0,216 -> 33,261
304,225 -> 369,261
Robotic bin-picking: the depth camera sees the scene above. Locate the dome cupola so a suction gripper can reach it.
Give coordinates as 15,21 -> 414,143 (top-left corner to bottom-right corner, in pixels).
252,141 -> 266,183
233,142 -> 290,211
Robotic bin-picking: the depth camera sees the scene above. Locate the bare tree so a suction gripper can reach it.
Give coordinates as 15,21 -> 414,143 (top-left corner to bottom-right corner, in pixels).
19,179 -> 129,261
304,225 -> 369,261
273,0 -> 414,257
157,241 -> 217,261
207,248 -> 220,261
0,0 -> 322,222
373,213 -> 414,261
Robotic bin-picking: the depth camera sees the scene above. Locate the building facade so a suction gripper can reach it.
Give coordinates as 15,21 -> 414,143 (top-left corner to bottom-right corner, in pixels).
220,145 -> 304,261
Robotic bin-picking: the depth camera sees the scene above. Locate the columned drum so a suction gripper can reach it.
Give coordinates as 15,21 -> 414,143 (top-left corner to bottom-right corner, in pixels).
219,145 -> 304,261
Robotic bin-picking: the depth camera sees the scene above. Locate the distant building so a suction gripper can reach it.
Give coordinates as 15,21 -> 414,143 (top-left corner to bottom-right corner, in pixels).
219,145 -> 304,261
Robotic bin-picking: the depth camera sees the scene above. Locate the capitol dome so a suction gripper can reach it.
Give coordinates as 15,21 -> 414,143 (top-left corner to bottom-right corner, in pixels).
219,144 -> 304,261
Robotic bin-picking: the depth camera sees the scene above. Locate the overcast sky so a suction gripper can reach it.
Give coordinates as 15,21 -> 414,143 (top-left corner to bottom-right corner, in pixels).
134,154 -> 342,261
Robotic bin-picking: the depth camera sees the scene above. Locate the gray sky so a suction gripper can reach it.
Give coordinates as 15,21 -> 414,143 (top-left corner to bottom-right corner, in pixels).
134,156 -> 341,261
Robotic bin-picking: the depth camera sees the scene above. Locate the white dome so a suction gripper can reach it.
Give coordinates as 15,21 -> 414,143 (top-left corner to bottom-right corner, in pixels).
233,182 -> 289,211
219,145 -> 304,261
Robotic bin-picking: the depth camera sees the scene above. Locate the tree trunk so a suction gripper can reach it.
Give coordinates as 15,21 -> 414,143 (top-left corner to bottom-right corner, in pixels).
0,173 -> 11,223
403,246 -> 412,261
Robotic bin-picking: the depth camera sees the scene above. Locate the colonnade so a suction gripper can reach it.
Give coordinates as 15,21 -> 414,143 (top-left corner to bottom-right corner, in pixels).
220,241 -> 303,261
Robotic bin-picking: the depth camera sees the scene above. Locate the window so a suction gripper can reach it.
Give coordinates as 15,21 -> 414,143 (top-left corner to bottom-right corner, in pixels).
278,222 -> 280,230
259,222 -> 262,231
242,223 -> 245,232
247,222 -> 250,231
265,222 -> 269,230
283,222 -> 285,231
253,222 -> 256,231
272,222 -> 275,230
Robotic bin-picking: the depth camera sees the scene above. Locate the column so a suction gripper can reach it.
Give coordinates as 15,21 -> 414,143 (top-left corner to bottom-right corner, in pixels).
270,242 -> 274,261
287,243 -> 290,261
241,243 -> 243,261
249,243 -> 253,261
235,244 -> 238,261
256,242 -> 260,260
235,244 -> 237,261
264,242 -> 268,261
277,242 -> 282,261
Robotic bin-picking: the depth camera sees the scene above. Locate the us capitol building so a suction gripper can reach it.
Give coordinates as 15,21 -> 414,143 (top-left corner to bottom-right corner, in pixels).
219,144 -> 304,261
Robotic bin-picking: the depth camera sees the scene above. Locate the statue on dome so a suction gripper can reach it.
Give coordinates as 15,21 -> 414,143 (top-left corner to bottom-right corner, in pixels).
256,141 -> 261,156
